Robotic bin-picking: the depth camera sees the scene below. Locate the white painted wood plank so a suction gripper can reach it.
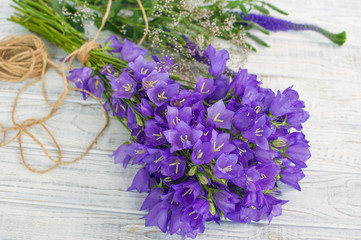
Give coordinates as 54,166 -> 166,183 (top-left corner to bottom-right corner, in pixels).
0,147 -> 361,230
2,73 -> 361,173
1,0 -> 361,239
1,201 -> 361,240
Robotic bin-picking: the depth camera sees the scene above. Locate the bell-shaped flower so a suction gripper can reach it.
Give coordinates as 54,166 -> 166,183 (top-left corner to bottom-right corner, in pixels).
264,194 -> 288,223
205,44 -> 229,76
144,201 -> 170,233
194,75 -> 215,98
230,139 -> 254,167
280,166 -> 305,191
140,187 -> 163,210
242,115 -> 272,150
213,154 -> 242,179
147,81 -> 180,106
142,69 -> 169,90
191,140 -> 213,165
228,68 -> 259,97
240,204 -> 267,223
110,72 -> 137,99
137,98 -> 154,118
106,35 -> 123,53
210,77 -> 229,100
111,143 -> 131,168
182,199 -> 210,230
213,189 -> 241,217
142,148 -> 166,173
233,106 -> 256,131
210,132 -> 236,157
161,156 -> 186,180
144,119 -> 167,146
242,190 -> 266,209
242,163 -> 281,191
68,67 -> 93,100
103,97 -> 127,118
100,64 -> 115,76
120,38 -> 147,62
166,106 -> 193,129
127,56 -> 157,81
207,100 -> 235,129
128,168 -> 150,193
170,89 -> 199,108
87,75 -> 105,98
172,180 -> 201,205
154,104 -> 168,125
163,121 -> 203,152
125,141 -> 149,165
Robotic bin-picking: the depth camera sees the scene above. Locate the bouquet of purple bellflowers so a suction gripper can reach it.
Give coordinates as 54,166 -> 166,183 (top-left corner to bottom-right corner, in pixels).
66,36 -> 310,238
11,0 -> 310,238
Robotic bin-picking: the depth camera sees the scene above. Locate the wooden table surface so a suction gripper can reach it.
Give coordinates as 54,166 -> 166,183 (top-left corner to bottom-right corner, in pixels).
1,0 -> 361,239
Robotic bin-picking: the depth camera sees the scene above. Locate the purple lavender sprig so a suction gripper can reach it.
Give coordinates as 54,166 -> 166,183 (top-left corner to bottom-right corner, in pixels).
241,13 -> 346,46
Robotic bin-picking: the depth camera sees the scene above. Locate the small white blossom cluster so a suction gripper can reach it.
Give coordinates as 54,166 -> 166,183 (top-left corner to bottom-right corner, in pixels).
60,1 -> 95,27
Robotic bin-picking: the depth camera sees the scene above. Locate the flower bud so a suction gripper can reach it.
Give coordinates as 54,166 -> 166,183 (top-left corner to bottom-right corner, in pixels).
272,139 -> 286,148
209,201 -> 216,215
188,165 -> 197,176
196,173 -> 209,185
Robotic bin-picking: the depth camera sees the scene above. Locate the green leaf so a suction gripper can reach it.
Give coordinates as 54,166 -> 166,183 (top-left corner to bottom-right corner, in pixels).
248,22 -> 270,35
239,3 -> 248,18
264,3 -> 288,15
132,9 -> 140,40
108,1 -> 122,19
245,41 -> 257,52
226,0 -> 241,9
48,0 -> 64,17
252,4 -> 270,15
246,32 -> 270,47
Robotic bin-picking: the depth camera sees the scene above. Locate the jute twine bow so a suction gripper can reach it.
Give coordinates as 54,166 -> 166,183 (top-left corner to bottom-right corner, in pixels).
0,0 -> 149,173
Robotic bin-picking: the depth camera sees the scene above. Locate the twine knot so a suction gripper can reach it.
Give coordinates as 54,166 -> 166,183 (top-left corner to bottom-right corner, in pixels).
76,41 -> 101,66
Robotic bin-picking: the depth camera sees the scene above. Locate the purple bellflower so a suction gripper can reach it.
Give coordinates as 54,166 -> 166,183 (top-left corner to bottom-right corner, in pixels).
128,168 -> 150,193
106,35 -> 123,52
128,56 -> 157,81
67,67 -> 93,100
161,155 -> 186,180
172,180 -> 201,205
207,100 -> 235,129
194,75 -> 215,98
104,97 -> 127,118
163,121 -> 203,152
242,115 -> 272,150
213,154 -> 242,179
205,44 -> 230,76
110,72 -> 137,99
147,81 -> 180,106
120,39 -> 147,62
87,75 -> 105,98
100,64 -> 115,76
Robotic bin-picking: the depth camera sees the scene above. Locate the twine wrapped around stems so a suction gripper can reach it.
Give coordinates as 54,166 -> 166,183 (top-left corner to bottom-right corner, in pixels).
0,0 -> 149,173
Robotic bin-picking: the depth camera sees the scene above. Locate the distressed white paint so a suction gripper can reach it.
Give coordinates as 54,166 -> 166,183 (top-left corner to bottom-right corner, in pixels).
1,0 -> 361,239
